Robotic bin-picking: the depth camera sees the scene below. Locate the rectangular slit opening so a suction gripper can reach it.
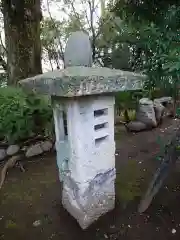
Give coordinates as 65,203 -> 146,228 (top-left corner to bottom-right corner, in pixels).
63,111 -> 68,136
94,108 -> 108,117
94,122 -> 108,131
95,135 -> 108,146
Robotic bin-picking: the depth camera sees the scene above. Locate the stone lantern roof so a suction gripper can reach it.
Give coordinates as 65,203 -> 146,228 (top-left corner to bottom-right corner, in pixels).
20,31 -> 145,97
20,66 -> 146,97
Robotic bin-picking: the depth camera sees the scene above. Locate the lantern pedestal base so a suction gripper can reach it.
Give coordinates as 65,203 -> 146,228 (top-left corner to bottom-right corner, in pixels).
62,169 -> 116,229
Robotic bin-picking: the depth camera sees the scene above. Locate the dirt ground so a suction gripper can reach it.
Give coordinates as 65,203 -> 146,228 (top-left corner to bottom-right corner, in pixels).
1,118 -> 180,240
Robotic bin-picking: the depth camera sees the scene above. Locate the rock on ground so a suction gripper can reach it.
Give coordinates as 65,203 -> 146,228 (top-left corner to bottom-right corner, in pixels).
6,145 -> 20,156
40,140 -> 53,152
126,121 -> 147,132
155,96 -> 172,104
136,98 -> 157,127
25,143 -> 43,158
0,149 -> 6,161
153,100 -> 165,124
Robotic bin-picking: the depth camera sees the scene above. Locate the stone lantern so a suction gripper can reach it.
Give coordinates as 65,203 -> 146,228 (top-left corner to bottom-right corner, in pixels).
20,31 -> 145,229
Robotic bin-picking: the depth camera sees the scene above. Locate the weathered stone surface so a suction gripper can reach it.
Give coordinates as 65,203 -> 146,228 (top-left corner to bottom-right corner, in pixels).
153,100 -> 165,124
154,96 -> 174,117
25,143 -> 43,158
136,98 -> 157,127
20,66 -> 145,97
62,168 -> 116,229
64,31 -> 92,68
154,96 -> 172,104
126,121 -> 147,132
0,149 -> 6,161
6,144 -> 20,156
40,140 -> 53,152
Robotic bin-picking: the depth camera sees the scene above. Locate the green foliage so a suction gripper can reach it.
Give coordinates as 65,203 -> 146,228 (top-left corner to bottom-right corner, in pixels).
118,109 -> 136,122
115,90 -> 142,109
115,91 -> 143,122
113,0 -> 180,26
0,87 -> 53,144
112,2 -> 180,99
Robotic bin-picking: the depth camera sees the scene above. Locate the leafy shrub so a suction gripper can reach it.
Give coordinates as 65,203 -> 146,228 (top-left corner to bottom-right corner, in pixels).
0,86 -> 53,144
115,90 -> 143,110
119,109 -> 136,122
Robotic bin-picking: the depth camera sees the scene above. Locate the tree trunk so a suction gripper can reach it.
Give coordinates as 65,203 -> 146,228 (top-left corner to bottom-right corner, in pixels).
2,0 -> 42,85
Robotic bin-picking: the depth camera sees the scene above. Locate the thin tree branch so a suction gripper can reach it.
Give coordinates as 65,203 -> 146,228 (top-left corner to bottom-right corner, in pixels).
46,0 -> 64,63
88,0 -> 96,60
